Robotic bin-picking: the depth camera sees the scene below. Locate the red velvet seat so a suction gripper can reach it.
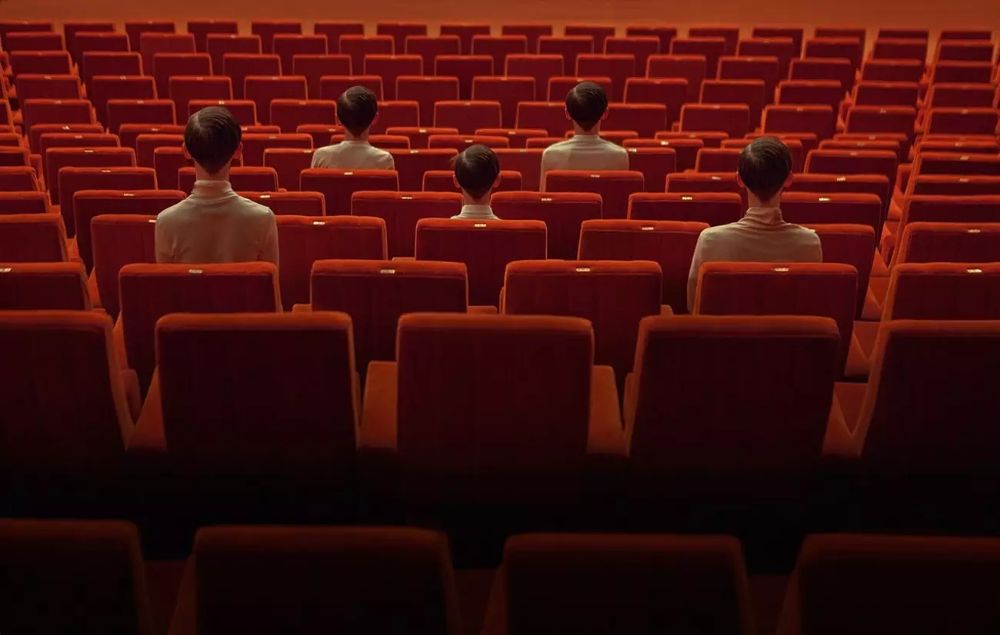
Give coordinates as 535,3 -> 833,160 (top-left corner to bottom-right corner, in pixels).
433,55 -> 493,100
118,262 -> 281,392
250,20 -> 302,54
514,101 -> 571,137
206,34 -> 262,74
680,103 -> 751,138
491,191 -> 602,259
313,22 -> 364,54
107,100 -> 177,136
167,526 -> 460,635
0,213 -> 69,262
242,191 -> 326,217
623,77 -> 688,127
881,263 -> 1000,321
493,148 -> 545,191
543,170 -> 644,219
262,148 -> 314,191
433,100 -> 502,135
168,76 -> 233,122
350,191 -> 461,257
415,219 -> 546,306
293,54 -> 352,99
895,222 -> 1000,265
647,54 -> 708,102
809,224 -> 877,319
74,189 -> 185,271
273,34 -> 327,75
240,132 -> 313,166
503,259 -> 663,385
578,219 -> 708,312
484,533 -> 754,635
307,259 -> 468,375
628,191 -> 743,226
358,313 -> 625,504
90,215 -> 157,317
925,107 -> 1000,136
0,519 -> 155,634
57,166 -> 155,236
386,148 -> 456,190
397,76 -> 460,127
764,105 -> 837,141
538,36 -> 594,76
275,215 -> 387,309
300,168 -> 399,217
0,261 -> 90,310
780,192 -> 883,239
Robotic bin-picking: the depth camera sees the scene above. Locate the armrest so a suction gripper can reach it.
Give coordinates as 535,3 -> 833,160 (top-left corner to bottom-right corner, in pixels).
622,371 -> 638,447
358,361 -> 398,451
113,316 -> 128,370
468,305 -> 497,315
86,271 -> 103,309
586,365 -> 627,457
120,369 -> 141,421
822,392 -> 860,459
166,559 -> 195,635
291,303 -> 312,313
127,370 -> 167,456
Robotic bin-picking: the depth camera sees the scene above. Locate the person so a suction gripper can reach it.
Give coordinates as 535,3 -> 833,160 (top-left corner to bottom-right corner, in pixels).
311,86 -> 395,169
686,136 -> 822,311
156,107 -> 278,264
451,144 -> 501,220
539,81 -> 628,190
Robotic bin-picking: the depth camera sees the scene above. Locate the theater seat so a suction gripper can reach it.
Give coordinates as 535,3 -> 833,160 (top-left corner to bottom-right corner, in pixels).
0,519 -> 156,635
483,533 -> 754,635
130,313 -> 359,486
578,219 -> 708,312
415,219 -> 547,306
350,191 -> 461,257
491,191 -> 602,259
503,260 -> 664,387
895,222 -> 1000,264
0,261 -> 90,310
306,259 -> 469,378
275,215 -> 387,309
881,263 -> 1000,321
543,170 -> 644,219
118,262 -> 281,393
628,192 -> 744,226
777,534 -> 1000,635
299,168 -> 399,216
358,313 -> 625,505
167,526 -> 461,635
90,215 -> 158,317
0,213 -> 70,262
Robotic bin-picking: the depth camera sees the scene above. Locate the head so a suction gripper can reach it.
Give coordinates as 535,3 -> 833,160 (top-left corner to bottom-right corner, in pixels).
737,136 -> 794,205
453,144 -> 501,203
183,106 -> 242,177
564,81 -> 609,133
337,86 -> 379,138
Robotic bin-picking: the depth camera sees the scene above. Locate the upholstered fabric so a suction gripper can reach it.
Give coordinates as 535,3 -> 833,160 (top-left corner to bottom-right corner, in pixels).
807,224 -> 876,318
74,189 -> 185,271
0,261 -> 90,309
241,191 -> 326,217
299,168 -> 399,217
543,170 -> 644,220
896,222 -> 1000,264
781,192 -> 884,239
628,191 -> 743,226
777,534 -> 1000,635
0,519 -> 156,635
45,146 -> 136,206
491,191 -> 602,259
0,213 -> 69,262
55,167 -> 156,236
387,148 -> 458,190
503,259 -> 663,386
883,263 -> 1000,320
695,262 -> 857,373
310,259 -> 467,373
909,174 -> 1000,197
577,219 -> 707,313
91,214 -> 158,317
493,148 -> 546,191
350,191 -> 461,257
0,190 -> 49,214
415,218 -> 547,306
167,525 -> 460,635
0,310 -> 134,474
625,315 -> 839,474
275,215 -> 387,309
119,262 -> 280,391
488,533 -> 754,635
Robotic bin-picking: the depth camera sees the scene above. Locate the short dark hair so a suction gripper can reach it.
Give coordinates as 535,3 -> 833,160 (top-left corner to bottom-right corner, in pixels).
454,145 -> 500,199
565,81 -> 608,131
337,86 -> 378,137
738,136 -> 793,202
184,106 -> 241,175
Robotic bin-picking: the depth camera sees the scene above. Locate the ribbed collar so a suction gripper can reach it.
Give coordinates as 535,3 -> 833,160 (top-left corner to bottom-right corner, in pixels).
742,206 -> 786,226
191,179 -> 235,199
456,204 -> 498,220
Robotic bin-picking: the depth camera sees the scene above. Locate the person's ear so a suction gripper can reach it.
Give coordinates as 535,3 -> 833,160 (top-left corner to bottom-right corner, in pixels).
564,106 -> 572,122
453,174 -> 461,191
783,172 -> 794,189
182,143 -> 192,161
232,142 -> 243,164
370,112 -> 380,129
600,108 -> 610,122
735,171 -> 745,189
492,171 -> 502,191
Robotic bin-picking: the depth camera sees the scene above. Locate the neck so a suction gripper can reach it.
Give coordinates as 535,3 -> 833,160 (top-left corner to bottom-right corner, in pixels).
344,130 -> 369,142
573,123 -> 599,136
747,192 -> 780,208
462,193 -> 491,207
195,165 -> 230,183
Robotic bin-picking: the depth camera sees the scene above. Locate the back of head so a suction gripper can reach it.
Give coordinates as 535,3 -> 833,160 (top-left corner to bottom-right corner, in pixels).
184,106 -> 242,176
454,144 -> 500,200
337,86 -> 378,137
738,136 -> 792,203
565,81 -> 609,132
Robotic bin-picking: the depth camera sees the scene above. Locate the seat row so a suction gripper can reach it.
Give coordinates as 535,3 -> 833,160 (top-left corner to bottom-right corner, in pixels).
9,518 -> 1000,635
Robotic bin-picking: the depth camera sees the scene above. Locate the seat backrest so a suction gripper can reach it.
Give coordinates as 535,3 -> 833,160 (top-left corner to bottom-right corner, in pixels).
0,519 -> 155,635
501,533 -> 754,635
275,215 -> 387,309
808,224 -> 876,318
493,148 -> 545,191
193,525 -> 460,634
0,213 -> 68,262
156,312 -> 357,474
883,263 -> 1000,320
785,534 -> 1000,635
856,320 -> 1000,473
91,214 -> 157,317
415,218 -> 547,306
543,170 -> 645,219
0,261 -> 90,309
119,262 -> 281,391
780,192 -> 883,238
0,191 -> 48,214
901,194 -> 1000,228
491,191 -> 602,259
45,147 -> 137,206
74,189 -> 185,272
628,314 -> 839,472
396,313 -> 593,493
504,260 -> 662,385
350,191 -> 460,257
0,311 -> 133,473
311,259 -> 468,372
386,148 -> 457,190
896,221 -> 1000,264
628,191 -> 744,226
695,262 -> 857,371
57,166 -> 155,235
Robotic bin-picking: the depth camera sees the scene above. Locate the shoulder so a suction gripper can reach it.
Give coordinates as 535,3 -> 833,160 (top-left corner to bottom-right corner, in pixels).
235,195 -> 276,220
312,144 -> 340,161
543,139 -> 573,154
790,223 -> 822,243
373,146 -> 394,164
602,139 -> 628,155
154,199 -> 188,227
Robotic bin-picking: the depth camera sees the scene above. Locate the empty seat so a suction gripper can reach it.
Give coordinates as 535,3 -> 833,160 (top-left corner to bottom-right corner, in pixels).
605,35 -> 659,73
0,520 -> 155,633
895,222 -> 1000,265
21,98 -> 96,137
604,103 -> 668,139
776,80 -> 844,113
74,189 -> 185,271
790,58 -> 855,92
440,24 -> 489,54
241,132 -> 313,165
368,100 -> 420,133
700,79 -> 767,125
625,25 -> 678,52
125,20 -> 175,51
0,262 -> 89,310
250,20 -> 302,54
275,215 -> 386,309
319,74 -> 384,100
740,35 -> 799,76
119,262 -> 281,391
90,215 -> 157,316
299,168 -> 399,216
433,100 -> 502,134
780,192 -> 883,239
263,148 -> 314,191
852,81 -> 919,108
805,149 -> 899,195
273,34 -> 327,75
871,37 -> 927,61
222,54 -> 281,99
376,22 -> 427,52
169,76 -> 233,119
386,148 -> 456,190
575,53 -> 635,101
924,83 -> 998,110
471,77 -> 536,129
167,526 -> 460,634
506,54 -> 565,99
294,54 -> 352,99
313,21 -> 364,54
929,61 -> 995,84
363,55 -> 423,100
764,105 -> 836,141
666,172 -> 743,204
45,146 -> 137,209
57,166 -> 155,236
107,100 -> 177,135
0,191 -> 48,215
491,191 -> 603,259
647,54 -> 708,102
396,76 -> 459,127
543,170 -> 644,219
680,103 -> 751,138
776,534 -> 1000,635
538,36 -> 594,74
340,35 -> 395,74
628,191 -> 743,226
206,34 -> 262,73
358,313 -> 624,504
804,37 -> 862,70
350,191 -> 461,257
787,174 -> 890,214
494,148 -> 545,191
809,223 -> 877,318
245,76 -> 308,125
670,36 -> 726,76
861,59 -> 924,83
426,135 -> 510,151
405,34 -> 461,69
0,167 -> 42,193
925,107 -> 1000,136
139,32 -> 196,76
514,101 -> 571,136
187,20 -> 239,52
845,106 -> 917,142
880,263 -> 1000,322
89,76 -> 157,129
472,35 -> 528,74
415,219 -> 547,305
